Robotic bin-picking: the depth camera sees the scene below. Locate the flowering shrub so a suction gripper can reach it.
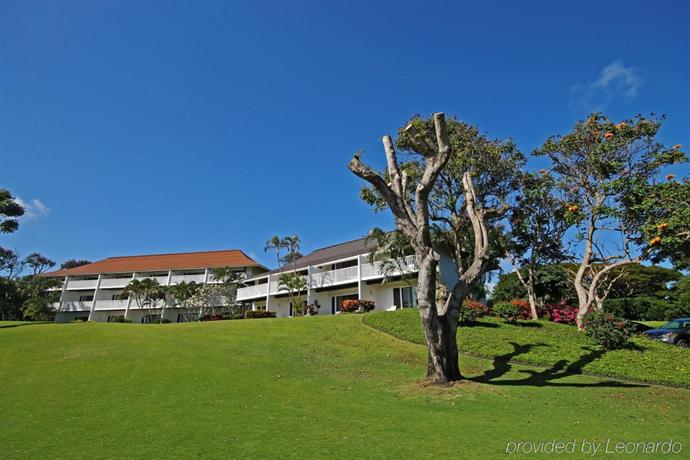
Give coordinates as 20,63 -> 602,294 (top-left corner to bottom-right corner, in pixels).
201,314 -> 224,321
341,299 -> 375,313
583,310 -> 635,350
509,299 -> 532,319
458,299 -> 488,323
244,310 -> 277,319
492,301 -> 522,324
544,300 -> 578,325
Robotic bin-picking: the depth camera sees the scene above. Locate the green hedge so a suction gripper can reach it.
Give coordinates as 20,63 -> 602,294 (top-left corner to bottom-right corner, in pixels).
603,297 -> 689,321
363,309 -> 690,387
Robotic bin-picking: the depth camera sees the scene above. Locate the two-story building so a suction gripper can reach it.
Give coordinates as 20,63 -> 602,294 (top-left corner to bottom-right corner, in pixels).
43,249 -> 267,322
236,237 -> 419,316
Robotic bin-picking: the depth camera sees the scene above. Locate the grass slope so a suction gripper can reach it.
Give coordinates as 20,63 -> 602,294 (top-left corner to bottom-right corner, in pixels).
1,317 -> 688,459
364,309 -> 690,387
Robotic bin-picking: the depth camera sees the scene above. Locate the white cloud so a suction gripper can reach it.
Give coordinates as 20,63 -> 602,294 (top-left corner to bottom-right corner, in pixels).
570,61 -> 643,113
15,197 -> 51,221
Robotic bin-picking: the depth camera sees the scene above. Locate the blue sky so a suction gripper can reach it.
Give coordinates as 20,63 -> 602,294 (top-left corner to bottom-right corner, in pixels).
1,0 -> 689,269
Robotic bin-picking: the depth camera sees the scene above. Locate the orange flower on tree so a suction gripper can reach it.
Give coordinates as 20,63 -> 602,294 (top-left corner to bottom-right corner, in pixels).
604,132 -> 614,139
673,144 -> 682,149
567,204 -> 579,212
615,122 -> 626,129
666,173 -> 676,180
648,236 -> 661,246
657,223 -> 668,230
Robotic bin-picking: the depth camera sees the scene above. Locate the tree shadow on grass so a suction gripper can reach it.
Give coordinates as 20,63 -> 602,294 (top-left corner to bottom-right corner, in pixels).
460,320 -> 499,328
467,342 -> 647,388
0,321 -> 53,329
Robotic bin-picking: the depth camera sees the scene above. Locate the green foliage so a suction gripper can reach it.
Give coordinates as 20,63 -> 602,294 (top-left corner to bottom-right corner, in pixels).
109,315 -> 132,323
244,310 -> 276,319
364,309 -> 690,386
621,178 -> 690,269
582,311 -> 635,351
23,253 -> 55,275
492,263 -> 681,305
603,297 -> 688,321
0,189 -> 24,234
491,301 -> 522,324
60,259 -> 91,269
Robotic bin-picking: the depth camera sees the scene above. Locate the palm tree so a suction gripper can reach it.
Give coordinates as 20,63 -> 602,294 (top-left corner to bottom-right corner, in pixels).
167,281 -> 201,322
264,236 -> 286,270
282,235 -> 301,272
122,278 -> 165,323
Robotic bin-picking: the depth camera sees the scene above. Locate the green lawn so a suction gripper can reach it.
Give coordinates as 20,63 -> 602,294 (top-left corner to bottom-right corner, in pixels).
1,316 -> 688,459
365,309 -> 690,387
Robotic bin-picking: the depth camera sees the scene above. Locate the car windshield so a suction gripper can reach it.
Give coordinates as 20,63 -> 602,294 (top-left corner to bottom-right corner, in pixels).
660,320 -> 688,330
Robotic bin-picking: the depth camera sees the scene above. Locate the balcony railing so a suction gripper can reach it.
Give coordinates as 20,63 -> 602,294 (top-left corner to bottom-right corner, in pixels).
65,279 -> 99,290
99,277 -> 133,289
310,265 -> 358,288
361,255 -> 417,279
54,301 -> 92,311
170,273 -> 206,284
93,299 -> 129,310
235,255 -> 418,301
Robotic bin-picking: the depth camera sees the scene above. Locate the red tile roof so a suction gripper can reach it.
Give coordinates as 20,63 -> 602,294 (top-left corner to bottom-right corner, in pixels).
42,250 -> 266,277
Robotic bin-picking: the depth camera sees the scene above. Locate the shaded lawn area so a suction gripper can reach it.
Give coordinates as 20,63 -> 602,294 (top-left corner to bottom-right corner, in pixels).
364,309 -> 690,387
0,315 -> 688,459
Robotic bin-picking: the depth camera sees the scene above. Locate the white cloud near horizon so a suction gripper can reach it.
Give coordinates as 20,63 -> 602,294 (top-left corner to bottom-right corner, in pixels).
15,197 -> 51,221
570,61 -> 643,113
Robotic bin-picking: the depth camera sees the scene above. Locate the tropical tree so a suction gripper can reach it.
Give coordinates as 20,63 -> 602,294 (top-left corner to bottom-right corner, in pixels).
19,276 -> 59,321
60,259 -> 91,270
24,253 -> 55,275
264,236 -> 286,269
121,278 -> 165,323
504,172 -> 570,318
352,113 -> 523,383
167,281 -> 201,322
0,247 -> 23,279
210,267 -> 242,318
0,189 -> 24,234
278,272 -> 307,316
0,278 -> 23,320
365,228 -> 416,292
535,113 -> 687,329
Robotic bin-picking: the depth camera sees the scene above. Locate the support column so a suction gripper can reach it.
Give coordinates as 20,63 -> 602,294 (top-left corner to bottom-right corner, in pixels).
160,270 -> 172,323
58,276 -> 69,314
306,265 -> 313,305
357,254 -> 363,300
87,274 -> 102,321
123,272 -> 135,320
265,274 -> 272,312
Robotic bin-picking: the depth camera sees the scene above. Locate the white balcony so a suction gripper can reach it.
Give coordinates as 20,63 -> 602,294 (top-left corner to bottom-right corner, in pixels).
310,265 -> 358,289
99,277 -> 133,289
65,279 -> 99,290
361,255 -> 417,280
94,299 -> 129,311
236,283 -> 269,300
134,275 -> 169,284
170,273 -> 206,284
55,301 -> 92,311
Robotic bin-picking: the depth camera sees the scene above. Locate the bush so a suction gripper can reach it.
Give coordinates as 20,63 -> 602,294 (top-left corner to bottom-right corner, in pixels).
603,297 -> 688,321
244,310 -> 277,319
458,299 -> 488,323
161,318 -> 172,324
543,300 -> 578,325
340,299 -> 376,313
201,314 -> 224,321
492,301 -> 522,323
510,299 -> 533,319
109,316 -> 132,323
583,310 -> 635,350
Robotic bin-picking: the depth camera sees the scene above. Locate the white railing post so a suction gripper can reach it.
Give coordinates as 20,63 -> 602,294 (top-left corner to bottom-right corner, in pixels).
160,270 -> 172,323
265,274 -> 272,312
58,275 -> 69,314
124,272 -> 135,320
307,265 -> 313,305
87,274 -> 102,321
357,255 -> 363,300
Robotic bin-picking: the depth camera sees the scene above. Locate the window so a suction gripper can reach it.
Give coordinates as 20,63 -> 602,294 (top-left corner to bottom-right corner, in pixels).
79,295 -> 94,302
393,287 -> 417,309
111,294 -> 122,300
331,294 -> 358,314
332,259 -> 357,270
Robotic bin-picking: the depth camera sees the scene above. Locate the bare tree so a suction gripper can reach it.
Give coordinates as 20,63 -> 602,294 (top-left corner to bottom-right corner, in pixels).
349,113 -> 460,383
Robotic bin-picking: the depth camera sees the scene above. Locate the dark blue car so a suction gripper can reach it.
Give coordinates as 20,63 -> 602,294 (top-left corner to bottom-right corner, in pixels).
643,318 -> 690,348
